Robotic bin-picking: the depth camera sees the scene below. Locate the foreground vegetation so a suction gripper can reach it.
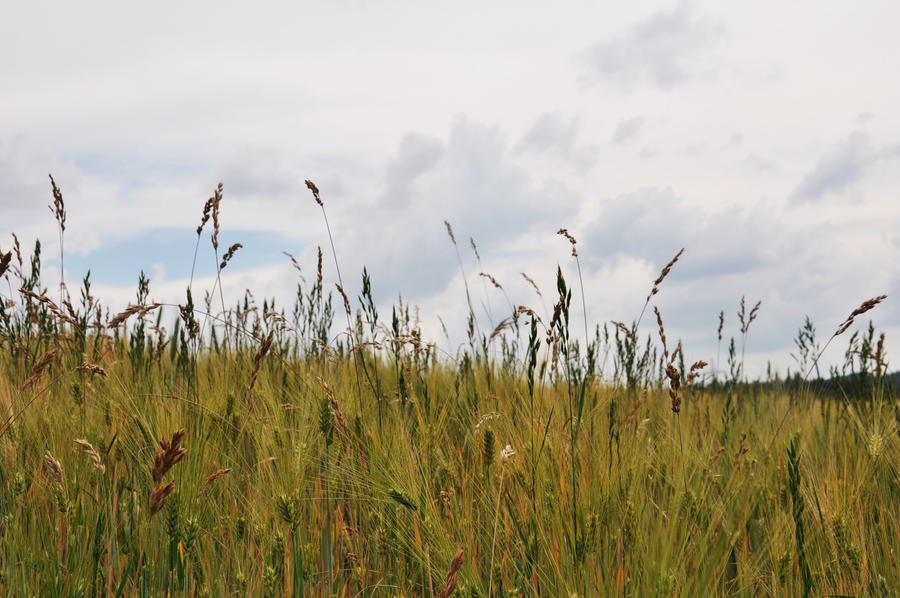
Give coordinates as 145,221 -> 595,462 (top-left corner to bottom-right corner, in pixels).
0,180 -> 895,596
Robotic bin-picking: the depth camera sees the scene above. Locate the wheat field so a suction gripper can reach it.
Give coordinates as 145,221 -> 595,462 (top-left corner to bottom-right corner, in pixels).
0,179 -> 895,597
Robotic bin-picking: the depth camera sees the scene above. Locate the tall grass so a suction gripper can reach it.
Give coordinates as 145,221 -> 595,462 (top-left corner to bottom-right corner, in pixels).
0,176 -> 894,596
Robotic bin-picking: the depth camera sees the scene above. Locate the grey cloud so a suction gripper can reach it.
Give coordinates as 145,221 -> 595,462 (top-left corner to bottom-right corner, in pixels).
791,132 -> 875,203
516,112 -> 598,170
578,4 -> 724,90
383,132 -> 444,206
582,187 -> 781,280
611,116 -> 644,144
346,117 -> 581,302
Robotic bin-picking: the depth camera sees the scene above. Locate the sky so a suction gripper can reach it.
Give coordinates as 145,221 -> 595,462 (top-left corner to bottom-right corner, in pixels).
2,1 -> 899,379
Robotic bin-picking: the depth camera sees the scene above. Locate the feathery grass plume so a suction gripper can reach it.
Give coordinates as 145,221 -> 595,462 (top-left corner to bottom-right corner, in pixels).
21,347 -> 59,391
686,360 -> 708,386
48,174 -> 66,231
738,296 -> 762,335
438,548 -> 465,598
73,439 -> 106,474
108,304 -> 145,328
0,249 -> 11,279
836,295 -> 888,336
718,311 -> 724,341
246,329 -> 274,408
219,242 -> 242,270
556,228 -> 578,257
44,451 -> 64,489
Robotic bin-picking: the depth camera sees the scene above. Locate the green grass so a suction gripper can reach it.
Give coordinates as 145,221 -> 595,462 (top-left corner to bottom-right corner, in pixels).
0,187 -> 895,596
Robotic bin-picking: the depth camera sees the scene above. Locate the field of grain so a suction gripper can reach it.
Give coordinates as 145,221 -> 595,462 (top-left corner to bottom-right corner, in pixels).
0,180 -> 895,597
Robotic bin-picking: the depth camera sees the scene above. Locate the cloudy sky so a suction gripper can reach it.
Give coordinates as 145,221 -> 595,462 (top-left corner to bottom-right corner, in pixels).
2,1 -> 898,378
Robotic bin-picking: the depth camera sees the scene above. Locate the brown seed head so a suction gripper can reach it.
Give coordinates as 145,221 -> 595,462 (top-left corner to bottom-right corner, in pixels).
48,174 -> 66,232
22,347 -> 59,391
305,179 -> 323,206
836,295 -> 888,336
150,481 -> 175,518
219,243 -> 243,270
152,429 -> 187,484
556,228 -> 578,257
439,547 -> 465,598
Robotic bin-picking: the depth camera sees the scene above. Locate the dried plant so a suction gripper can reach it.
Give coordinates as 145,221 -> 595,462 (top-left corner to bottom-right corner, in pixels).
73,439 -> 106,474
438,548 -> 465,598
44,451 -> 64,489
219,243 -> 243,270
152,429 -> 187,484
22,348 -> 59,391
246,330 -> 274,407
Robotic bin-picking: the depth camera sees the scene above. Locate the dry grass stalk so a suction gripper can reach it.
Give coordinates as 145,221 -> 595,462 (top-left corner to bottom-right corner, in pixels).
149,429 -> 186,518
152,429 -> 187,483
12,233 -> 23,271
653,305 -> 668,359
44,451 -> 64,488
108,304 -> 144,328
219,243 -> 242,270
479,272 -> 502,289
738,296 -> 762,335
22,348 -> 59,391
211,182 -> 223,250
196,198 -> 214,235
246,330 -> 274,407
836,295 -> 888,336
647,248 -> 685,303
686,360 -> 708,386
717,311 -> 725,342
443,220 -> 457,245
873,333 -> 887,376
335,283 -> 351,316
305,179 -> 323,206
520,272 -> 542,297
556,228 -> 578,256
282,251 -> 303,276
665,341 -> 683,413
75,363 -> 107,377
48,174 -> 66,232
316,246 -> 324,293
469,237 -> 480,260
438,548 -> 465,598
73,439 -> 106,474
